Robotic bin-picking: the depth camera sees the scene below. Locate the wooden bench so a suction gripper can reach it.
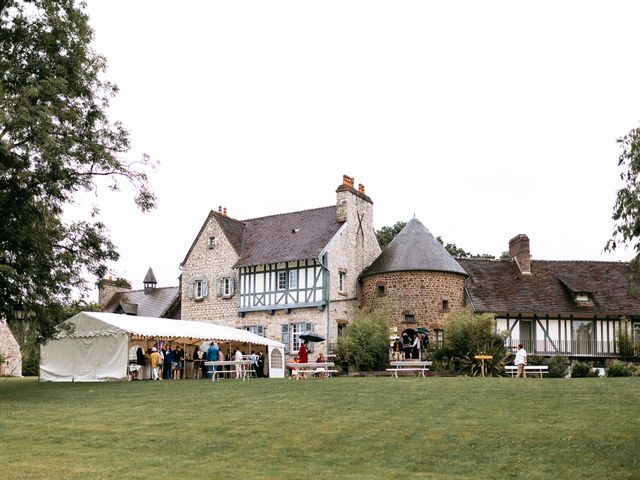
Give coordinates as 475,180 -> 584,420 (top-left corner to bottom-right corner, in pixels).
287,362 -> 336,379
505,365 -> 549,378
386,361 -> 432,378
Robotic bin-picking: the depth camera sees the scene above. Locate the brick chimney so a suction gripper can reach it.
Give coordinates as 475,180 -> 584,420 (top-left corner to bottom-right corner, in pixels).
509,234 -> 531,275
358,183 -> 365,193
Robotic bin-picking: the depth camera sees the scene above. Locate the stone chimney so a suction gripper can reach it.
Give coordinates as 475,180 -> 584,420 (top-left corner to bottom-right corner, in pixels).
509,234 -> 531,275
98,277 -> 132,307
336,174 -> 372,223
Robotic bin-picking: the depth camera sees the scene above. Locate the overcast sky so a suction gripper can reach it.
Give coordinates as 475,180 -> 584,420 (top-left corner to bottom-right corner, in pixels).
72,1 -> 640,297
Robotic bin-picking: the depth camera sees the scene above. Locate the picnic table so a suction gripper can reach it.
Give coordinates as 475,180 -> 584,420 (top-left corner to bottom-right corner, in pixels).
286,362 -> 337,379
204,360 -> 255,382
386,360 -> 432,378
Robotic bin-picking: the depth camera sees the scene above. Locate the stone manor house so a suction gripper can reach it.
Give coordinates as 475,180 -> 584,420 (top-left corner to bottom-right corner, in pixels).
100,175 -> 640,361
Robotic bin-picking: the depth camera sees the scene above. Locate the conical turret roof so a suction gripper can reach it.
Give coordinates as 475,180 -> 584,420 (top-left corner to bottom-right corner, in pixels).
143,267 -> 157,284
362,218 -> 467,277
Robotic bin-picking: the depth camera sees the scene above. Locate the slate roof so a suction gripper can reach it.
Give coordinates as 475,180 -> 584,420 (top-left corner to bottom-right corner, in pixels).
459,259 -> 640,317
216,212 -> 245,254
103,286 -> 180,318
361,218 -> 467,278
234,206 -> 343,267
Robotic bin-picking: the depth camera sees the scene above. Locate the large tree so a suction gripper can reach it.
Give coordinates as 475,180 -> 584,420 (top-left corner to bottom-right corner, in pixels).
0,0 -> 155,332
606,125 -> 640,277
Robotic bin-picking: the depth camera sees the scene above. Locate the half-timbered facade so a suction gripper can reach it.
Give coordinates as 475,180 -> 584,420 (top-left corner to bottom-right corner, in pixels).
459,234 -> 640,360
180,176 -> 381,355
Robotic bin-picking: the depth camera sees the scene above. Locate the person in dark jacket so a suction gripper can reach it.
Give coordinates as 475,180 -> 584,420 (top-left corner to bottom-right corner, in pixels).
257,351 -> 265,378
136,347 -> 145,366
163,346 -> 174,380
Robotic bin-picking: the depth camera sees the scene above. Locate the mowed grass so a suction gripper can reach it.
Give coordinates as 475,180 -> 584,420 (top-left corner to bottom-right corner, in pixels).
1,377 -> 639,480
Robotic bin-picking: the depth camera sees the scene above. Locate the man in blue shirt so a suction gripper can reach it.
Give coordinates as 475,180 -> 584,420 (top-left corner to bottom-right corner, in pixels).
206,342 -> 220,379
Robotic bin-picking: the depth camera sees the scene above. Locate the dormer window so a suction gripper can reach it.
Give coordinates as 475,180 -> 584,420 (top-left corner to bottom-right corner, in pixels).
575,293 -> 590,303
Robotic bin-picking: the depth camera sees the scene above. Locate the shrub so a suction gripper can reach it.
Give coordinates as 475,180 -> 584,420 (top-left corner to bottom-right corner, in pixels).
336,310 -> 390,372
606,361 -> 633,377
442,307 -> 510,376
571,361 -> 592,378
527,355 -> 546,366
546,355 -> 569,378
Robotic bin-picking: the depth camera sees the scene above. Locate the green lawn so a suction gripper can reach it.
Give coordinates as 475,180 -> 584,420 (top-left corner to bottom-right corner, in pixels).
1,376 -> 638,479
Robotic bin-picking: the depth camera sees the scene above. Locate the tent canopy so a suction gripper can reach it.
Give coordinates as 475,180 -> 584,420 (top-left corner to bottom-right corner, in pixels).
54,312 -> 283,348
40,312 -> 285,382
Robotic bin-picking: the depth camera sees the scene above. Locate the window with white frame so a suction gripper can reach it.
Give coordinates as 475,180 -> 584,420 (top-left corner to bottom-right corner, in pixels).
189,278 -> 208,300
242,325 -> 264,336
223,277 -> 233,297
434,329 -> 444,346
339,271 -> 346,293
288,269 -> 298,289
291,323 -> 305,352
277,271 -> 287,290
281,322 -> 313,354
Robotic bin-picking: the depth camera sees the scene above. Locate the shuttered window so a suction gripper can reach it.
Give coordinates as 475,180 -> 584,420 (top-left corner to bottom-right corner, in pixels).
223,277 -> 235,297
189,278 -> 208,300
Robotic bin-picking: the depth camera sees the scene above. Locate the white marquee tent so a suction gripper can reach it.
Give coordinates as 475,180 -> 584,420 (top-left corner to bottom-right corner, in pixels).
40,312 -> 285,381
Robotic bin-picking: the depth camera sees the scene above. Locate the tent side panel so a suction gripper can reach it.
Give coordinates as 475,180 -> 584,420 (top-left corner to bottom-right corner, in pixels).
40,333 -> 129,382
267,346 -> 285,378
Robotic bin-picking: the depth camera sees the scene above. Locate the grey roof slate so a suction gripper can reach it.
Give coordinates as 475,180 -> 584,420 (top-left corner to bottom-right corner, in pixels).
234,206 -> 343,267
361,218 -> 467,277
103,286 -> 180,318
215,212 -> 245,255
459,259 -> 640,316
143,267 -> 157,284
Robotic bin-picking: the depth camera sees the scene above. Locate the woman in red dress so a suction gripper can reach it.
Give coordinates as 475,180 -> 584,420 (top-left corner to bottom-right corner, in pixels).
298,341 -> 308,363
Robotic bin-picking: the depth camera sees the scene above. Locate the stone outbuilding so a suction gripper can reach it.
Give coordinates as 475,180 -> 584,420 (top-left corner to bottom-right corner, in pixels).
99,268 -> 180,319
0,319 -> 22,377
359,217 -> 468,342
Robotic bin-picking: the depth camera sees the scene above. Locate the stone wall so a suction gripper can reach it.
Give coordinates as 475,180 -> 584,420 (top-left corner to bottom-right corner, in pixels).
0,320 -> 22,377
98,279 -> 131,308
325,184 -> 381,345
180,213 -> 240,321
360,271 -> 467,333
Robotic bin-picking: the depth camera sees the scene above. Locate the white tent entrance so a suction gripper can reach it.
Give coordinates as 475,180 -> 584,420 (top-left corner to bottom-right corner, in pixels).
40,312 -> 285,382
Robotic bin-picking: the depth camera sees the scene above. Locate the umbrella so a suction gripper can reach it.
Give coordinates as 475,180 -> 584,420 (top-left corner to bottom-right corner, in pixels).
300,331 -> 325,343
415,327 -> 429,334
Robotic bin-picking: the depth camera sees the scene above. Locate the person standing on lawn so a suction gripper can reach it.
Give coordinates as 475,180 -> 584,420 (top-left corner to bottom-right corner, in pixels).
207,342 -> 220,379
149,347 -> 161,381
298,340 -> 309,363
515,344 -> 528,378
411,333 -> 421,359
257,351 -> 265,378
